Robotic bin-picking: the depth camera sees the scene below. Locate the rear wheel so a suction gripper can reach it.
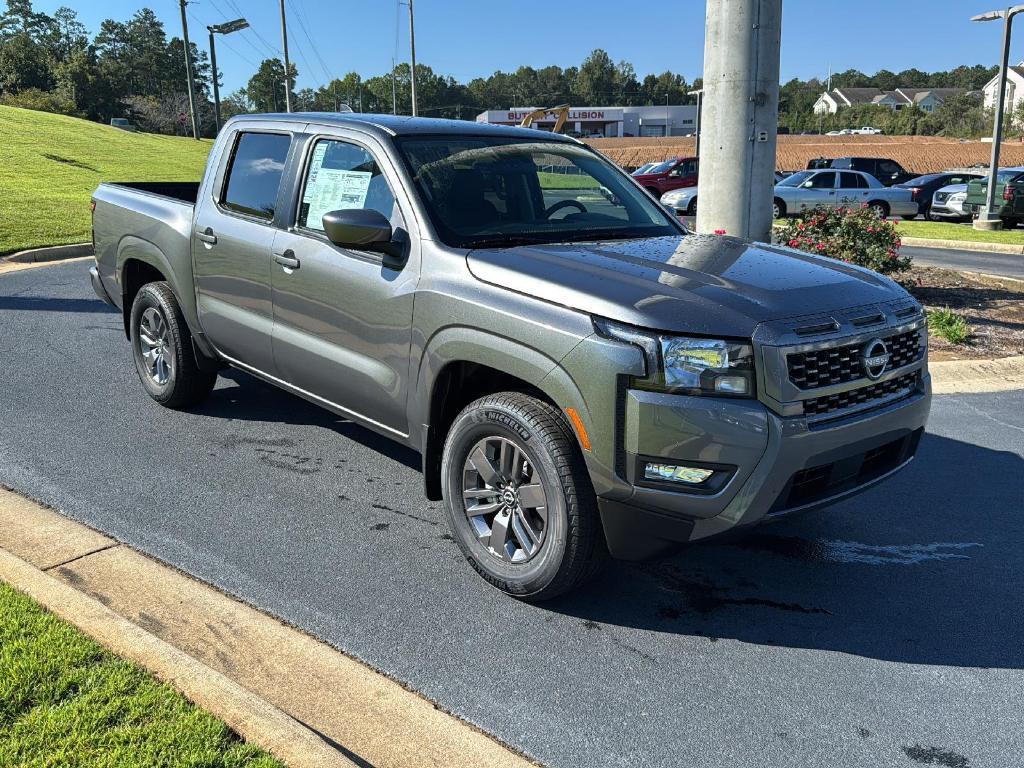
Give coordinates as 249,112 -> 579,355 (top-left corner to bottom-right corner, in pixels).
1001,217 -> 1020,230
130,282 -> 217,409
440,392 -> 606,601
867,201 -> 889,218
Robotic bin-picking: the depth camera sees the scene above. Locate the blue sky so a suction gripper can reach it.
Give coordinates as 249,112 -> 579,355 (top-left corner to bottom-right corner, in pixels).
47,1 -> 1024,97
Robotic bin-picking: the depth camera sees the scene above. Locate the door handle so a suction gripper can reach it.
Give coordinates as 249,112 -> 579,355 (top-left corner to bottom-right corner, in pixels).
195,227 -> 217,245
274,250 -> 300,269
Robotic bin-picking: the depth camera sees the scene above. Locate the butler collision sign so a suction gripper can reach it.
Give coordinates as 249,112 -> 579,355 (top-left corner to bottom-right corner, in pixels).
475,105 -> 697,137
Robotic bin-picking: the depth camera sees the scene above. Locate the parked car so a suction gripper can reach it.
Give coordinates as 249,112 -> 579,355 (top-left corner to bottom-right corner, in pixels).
965,167 -> 1024,228
852,126 -> 884,135
631,156 -> 698,198
805,157 -> 914,186
89,113 -> 931,600
929,184 -> 970,222
774,169 -> 917,219
894,172 -> 983,220
660,186 -> 699,216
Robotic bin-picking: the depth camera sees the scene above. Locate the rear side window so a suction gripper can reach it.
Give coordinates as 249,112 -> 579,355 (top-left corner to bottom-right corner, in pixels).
221,132 -> 292,220
877,160 -> 901,177
839,172 -> 861,189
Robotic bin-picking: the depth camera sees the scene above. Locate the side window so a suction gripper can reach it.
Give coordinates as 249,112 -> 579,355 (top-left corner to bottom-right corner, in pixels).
839,172 -> 860,189
878,161 -> 900,177
857,174 -> 871,189
808,172 -> 836,189
221,132 -> 291,220
298,139 -> 397,231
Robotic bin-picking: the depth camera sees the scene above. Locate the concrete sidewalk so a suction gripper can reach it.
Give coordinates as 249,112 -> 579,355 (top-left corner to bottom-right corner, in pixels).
0,487 -> 538,768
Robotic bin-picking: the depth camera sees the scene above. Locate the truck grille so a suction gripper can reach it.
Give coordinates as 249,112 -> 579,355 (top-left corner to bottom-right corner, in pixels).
802,372 -> 919,416
787,329 -> 921,390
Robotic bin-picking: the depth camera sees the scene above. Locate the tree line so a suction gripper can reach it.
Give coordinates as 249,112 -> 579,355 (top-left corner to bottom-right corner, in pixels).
0,1 -> 1005,139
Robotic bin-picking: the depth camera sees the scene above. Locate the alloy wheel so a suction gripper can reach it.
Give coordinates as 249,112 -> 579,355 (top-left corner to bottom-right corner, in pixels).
138,306 -> 173,386
461,436 -> 548,563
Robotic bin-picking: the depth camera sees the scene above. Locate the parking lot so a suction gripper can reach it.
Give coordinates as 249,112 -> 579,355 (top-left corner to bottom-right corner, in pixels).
2,261 -> 1022,767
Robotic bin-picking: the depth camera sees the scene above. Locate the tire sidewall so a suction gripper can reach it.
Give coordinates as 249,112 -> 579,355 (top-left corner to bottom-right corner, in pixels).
130,284 -> 181,403
441,400 -> 570,597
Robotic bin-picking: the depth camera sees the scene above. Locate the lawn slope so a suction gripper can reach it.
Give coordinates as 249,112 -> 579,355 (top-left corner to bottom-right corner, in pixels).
0,106 -> 212,255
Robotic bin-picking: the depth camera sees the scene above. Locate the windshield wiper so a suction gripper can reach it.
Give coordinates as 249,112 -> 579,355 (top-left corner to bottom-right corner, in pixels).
461,234 -> 552,249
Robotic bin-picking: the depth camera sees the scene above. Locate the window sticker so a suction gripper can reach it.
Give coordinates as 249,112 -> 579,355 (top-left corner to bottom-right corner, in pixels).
302,144 -> 373,229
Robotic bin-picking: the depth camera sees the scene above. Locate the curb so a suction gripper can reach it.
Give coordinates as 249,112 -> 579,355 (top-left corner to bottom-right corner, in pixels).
0,545 -> 354,768
900,236 -> 1024,255
3,242 -> 93,263
930,355 -> 1024,395
0,487 -> 538,768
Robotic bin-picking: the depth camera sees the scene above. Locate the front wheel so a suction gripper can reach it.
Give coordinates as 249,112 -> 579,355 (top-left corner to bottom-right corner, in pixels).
686,198 -> 698,216
441,393 -> 606,601
773,198 -> 786,219
130,282 -> 217,408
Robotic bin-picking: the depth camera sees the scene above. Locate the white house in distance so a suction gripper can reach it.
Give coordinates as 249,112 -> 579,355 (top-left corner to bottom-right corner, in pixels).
813,87 -> 970,115
982,63 -> 1024,116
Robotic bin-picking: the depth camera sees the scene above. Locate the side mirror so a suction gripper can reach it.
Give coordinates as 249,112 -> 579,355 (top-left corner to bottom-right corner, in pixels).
321,209 -> 404,264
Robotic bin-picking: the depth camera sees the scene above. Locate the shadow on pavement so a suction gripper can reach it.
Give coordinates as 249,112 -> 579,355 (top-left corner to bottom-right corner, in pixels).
546,432 -> 1024,670
0,296 -> 117,313
192,367 -> 421,472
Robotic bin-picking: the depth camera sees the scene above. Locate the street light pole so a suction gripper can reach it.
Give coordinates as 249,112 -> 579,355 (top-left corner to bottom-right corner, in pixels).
177,0 -> 199,139
972,5 -> 1024,229
408,0 -> 418,116
279,0 -> 292,112
207,19 -> 248,135
688,89 -> 703,157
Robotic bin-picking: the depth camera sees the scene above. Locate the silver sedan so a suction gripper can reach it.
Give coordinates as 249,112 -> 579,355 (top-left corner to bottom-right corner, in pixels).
773,170 -> 917,219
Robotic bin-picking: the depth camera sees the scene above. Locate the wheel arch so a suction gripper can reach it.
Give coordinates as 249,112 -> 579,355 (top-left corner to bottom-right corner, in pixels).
416,327 -> 589,501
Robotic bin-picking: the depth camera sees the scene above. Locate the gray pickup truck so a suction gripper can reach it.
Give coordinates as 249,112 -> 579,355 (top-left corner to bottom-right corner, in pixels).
90,113 -> 931,600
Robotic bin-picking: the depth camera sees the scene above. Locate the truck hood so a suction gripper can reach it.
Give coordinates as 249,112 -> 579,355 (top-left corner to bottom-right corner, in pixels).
466,234 -> 908,338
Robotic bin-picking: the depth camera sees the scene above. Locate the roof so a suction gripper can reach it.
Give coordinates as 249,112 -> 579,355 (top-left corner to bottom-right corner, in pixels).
226,112 -> 579,143
833,87 -> 885,105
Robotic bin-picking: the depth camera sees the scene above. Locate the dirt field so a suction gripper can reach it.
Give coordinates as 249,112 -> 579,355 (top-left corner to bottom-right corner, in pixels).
588,135 -> 1024,174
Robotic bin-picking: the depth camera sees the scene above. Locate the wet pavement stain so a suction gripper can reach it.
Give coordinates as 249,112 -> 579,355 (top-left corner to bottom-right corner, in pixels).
370,502 -> 438,527
641,565 -> 831,617
371,522 -> 390,531
902,744 -> 970,767
728,534 -> 983,565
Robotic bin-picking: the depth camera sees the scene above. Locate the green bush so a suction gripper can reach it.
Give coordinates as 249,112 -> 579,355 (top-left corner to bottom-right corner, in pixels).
928,307 -> 970,345
776,205 -> 912,275
0,88 -> 80,117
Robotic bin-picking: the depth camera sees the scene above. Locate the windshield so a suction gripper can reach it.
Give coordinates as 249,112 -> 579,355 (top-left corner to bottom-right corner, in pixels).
778,171 -> 813,187
643,160 -> 676,175
631,163 -> 654,175
395,137 -> 680,249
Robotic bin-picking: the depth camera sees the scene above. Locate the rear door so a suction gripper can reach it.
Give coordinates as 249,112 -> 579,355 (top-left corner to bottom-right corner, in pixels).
269,132 -> 418,437
838,172 -> 871,207
193,127 -> 293,373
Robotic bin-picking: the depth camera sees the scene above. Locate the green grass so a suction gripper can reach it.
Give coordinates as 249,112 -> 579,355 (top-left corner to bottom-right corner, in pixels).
538,171 -> 600,189
0,581 -> 283,768
0,106 -> 212,255
928,307 -> 971,345
895,219 -> 1024,245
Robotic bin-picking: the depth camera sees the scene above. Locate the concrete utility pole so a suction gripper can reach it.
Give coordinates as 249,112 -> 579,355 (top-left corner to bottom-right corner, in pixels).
279,0 -> 292,112
972,5 -> 1024,230
695,0 -> 783,241
408,0 -> 418,116
177,0 -> 200,139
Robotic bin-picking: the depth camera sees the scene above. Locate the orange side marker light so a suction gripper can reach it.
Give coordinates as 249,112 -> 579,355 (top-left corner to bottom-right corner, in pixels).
565,407 -> 591,452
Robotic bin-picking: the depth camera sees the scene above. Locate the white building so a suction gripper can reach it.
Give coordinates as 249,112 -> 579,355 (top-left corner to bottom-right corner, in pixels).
813,87 -> 969,115
982,64 -> 1024,116
475,105 -> 698,138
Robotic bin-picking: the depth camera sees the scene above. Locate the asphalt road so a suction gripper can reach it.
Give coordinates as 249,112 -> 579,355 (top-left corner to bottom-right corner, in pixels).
2,261 -> 1023,768
901,245 -> 1024,280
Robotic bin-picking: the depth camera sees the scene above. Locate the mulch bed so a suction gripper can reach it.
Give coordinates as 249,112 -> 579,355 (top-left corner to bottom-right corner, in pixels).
897,266 -> 1024,361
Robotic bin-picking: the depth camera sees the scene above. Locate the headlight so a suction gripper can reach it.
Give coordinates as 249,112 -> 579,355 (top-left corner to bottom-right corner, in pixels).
594,318 -> 756,397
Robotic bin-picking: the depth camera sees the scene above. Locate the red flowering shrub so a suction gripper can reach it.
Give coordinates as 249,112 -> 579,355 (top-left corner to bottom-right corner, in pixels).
774,205 -> 911,275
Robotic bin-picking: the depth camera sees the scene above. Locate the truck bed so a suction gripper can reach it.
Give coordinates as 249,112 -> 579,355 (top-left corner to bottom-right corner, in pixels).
104,181 -> 201,205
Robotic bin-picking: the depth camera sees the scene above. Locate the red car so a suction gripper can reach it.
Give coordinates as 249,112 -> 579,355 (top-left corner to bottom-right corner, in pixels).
631,156 -> 699,199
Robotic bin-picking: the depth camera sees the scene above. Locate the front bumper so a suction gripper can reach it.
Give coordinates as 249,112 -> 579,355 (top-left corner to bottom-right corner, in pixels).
596,303 -> 931,560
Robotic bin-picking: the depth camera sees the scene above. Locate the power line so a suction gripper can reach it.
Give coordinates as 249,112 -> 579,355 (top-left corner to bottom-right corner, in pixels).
286,0 -> 333,84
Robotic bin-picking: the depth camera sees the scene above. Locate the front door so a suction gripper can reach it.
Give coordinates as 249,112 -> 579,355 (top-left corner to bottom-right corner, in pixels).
799,171 -> 837,211
270,135 -> 417,437
193,129 -> 292,373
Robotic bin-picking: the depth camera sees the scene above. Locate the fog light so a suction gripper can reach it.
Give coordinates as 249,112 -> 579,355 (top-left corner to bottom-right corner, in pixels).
714,375 -> 749,394
644,462 -> 714,485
